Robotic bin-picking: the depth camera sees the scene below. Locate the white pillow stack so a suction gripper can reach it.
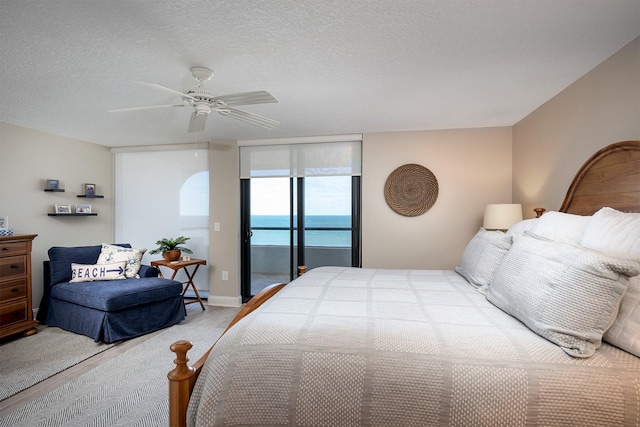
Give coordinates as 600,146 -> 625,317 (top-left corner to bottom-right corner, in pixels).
505,218 -> 537,237
527,211 -> 591,244
578,207 -> 640,357
458,207 -> 640,358
486,231 -> 639,357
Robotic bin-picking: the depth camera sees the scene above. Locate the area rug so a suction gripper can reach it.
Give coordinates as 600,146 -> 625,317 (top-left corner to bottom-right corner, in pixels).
0,327 -> 114,401
0,323 -> 224,426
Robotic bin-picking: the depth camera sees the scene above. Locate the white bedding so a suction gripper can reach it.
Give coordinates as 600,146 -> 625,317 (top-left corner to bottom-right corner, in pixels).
187,266 -> 640,426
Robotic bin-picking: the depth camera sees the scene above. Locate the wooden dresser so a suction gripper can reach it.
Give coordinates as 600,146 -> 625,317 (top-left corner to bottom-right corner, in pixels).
0,234 -> 38,339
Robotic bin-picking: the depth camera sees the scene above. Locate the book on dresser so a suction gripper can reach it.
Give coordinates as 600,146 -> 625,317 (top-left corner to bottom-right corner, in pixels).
0,234 -> 38,340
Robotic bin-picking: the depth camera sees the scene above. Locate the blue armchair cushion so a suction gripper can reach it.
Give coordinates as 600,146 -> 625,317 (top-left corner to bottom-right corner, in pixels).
48,243 -> 132,285
51,277 -> 183,311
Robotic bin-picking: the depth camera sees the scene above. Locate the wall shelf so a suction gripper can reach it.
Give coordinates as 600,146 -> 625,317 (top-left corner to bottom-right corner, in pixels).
48,213 -> 98,216
77,195 -> 104,198
44,189 -> 65,192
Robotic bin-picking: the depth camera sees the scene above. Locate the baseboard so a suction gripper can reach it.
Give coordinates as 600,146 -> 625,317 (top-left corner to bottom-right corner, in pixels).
207,294 -> 242,307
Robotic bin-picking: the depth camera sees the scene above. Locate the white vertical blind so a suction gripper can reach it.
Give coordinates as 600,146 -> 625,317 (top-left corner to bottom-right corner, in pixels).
114,148 -> 210,292
239,137 -> 362,178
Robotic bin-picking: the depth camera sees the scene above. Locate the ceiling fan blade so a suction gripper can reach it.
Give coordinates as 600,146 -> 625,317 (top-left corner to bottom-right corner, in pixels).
217,107 -> 280,129
133,80 -> 198,101
188,112 -> 208,133
107,104 -> 185,113
212,91 -> 278,107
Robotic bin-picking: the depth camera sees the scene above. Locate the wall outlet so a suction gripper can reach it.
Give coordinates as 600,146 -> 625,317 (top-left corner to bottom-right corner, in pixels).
222,270 -> 228,280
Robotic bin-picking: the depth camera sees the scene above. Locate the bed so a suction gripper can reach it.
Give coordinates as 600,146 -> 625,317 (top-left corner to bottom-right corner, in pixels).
169,140 -> 640,426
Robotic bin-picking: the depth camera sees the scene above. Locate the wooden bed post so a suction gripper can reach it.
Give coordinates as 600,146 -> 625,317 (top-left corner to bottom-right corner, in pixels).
168,340 -> 196,427
167,281 -> 290,426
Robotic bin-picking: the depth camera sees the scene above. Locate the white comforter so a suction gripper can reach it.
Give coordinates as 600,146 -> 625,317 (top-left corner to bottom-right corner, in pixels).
188,267 -> 640,426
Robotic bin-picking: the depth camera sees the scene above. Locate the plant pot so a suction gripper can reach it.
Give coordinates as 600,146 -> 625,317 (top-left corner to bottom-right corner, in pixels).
163,250 -> 181,261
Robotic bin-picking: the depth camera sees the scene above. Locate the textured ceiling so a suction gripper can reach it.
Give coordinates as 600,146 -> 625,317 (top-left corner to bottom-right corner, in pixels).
1,1 -> 638,147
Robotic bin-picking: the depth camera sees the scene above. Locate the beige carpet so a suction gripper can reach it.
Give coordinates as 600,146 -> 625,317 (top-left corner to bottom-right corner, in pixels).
0,323 -> 223,426
0,326 -> 114,401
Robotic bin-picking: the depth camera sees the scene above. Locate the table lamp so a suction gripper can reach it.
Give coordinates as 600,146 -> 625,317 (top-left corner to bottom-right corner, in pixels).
483,204 -> 523,231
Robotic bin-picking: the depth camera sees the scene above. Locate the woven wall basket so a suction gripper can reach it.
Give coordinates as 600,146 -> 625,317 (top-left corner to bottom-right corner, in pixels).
384,163 -> 439,217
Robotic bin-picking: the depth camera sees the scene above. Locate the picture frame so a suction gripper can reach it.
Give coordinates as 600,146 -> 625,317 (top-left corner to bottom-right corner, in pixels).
46,179 -> 59,190
0,216 -> 8,230
55,204 -> 72,214
84,183 -> 96,196
75,204 -> 92,214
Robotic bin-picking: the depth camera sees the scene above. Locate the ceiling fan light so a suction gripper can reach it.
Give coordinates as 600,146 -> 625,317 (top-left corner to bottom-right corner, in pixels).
190,66 -> 213,82
194,103 -> 211,115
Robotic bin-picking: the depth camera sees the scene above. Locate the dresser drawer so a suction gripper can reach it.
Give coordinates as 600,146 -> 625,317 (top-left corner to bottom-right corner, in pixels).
0,278 -> 27,302
0,256 -> 27,281
0,300 -> 28,327
0,241 -> 29,257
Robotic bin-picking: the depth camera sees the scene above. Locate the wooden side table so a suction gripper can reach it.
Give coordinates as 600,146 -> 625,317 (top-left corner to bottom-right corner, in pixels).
151,258 -> 207,311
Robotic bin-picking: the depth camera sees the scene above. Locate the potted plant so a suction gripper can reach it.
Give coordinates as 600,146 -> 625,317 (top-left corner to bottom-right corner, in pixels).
149,236 -> 193,261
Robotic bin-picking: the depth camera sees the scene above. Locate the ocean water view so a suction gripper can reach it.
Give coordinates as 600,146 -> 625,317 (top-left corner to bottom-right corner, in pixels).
251,215 -> 351,247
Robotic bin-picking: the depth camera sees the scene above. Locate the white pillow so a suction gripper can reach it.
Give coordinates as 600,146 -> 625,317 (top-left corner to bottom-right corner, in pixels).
580,207 -> 640,356
528,211 -> 591,244
506,218 -> 537,237
96,243 -> 146,278
486,232 -> 640,358
455,228 -> 512,288
580,207 -> 640,254
70,261 -> 127,283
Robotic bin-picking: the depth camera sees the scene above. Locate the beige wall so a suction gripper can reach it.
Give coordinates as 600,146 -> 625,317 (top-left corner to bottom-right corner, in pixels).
208,140 -> 241,306
513,37 -> 640,217
362,127 -> 513,269
207,128 -> 514,302
0,122 -> 114,310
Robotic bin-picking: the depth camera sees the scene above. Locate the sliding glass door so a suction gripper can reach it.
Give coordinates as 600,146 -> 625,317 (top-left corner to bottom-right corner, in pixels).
242,177 -> 295,297
241,175 -> 360,301
238,137 -> 362,302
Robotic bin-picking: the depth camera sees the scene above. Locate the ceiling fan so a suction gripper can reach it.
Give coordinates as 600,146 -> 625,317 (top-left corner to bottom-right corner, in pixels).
108,67 -> 279,132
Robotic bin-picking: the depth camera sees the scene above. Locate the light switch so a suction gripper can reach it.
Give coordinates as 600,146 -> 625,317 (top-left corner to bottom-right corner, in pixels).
214,222 -> 220,231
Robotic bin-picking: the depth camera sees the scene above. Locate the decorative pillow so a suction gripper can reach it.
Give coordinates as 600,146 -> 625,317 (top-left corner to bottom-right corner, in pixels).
70,261 -> 127,283
455,228 -> 512,288
579,207 -> 640,357
506,218 -> 537,237
96,243 -> 146,278
528,211 -> 591,244
486,232 -> 640,358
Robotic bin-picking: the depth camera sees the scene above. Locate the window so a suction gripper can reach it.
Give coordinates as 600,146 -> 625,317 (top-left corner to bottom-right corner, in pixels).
114,147 -> 209,293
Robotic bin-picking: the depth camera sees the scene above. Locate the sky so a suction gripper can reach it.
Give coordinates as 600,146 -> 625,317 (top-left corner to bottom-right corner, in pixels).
251,176 -> 351,216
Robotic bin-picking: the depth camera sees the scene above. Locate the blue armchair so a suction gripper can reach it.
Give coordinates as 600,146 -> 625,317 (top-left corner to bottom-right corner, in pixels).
37,244 -> 185,343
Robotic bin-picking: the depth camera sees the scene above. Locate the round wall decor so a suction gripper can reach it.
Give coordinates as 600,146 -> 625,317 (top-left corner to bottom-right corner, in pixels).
384,163 -> 439,217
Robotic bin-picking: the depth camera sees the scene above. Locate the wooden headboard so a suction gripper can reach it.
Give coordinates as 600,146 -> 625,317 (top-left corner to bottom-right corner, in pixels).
559,140 -> 640,215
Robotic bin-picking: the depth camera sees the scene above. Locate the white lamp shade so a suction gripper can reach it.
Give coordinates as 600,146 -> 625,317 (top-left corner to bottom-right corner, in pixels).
483,204 -> 523,230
